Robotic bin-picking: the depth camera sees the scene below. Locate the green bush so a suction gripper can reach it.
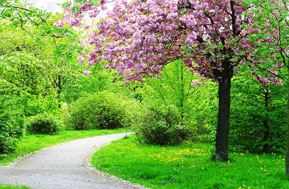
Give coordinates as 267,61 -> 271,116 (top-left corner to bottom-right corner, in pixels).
66,91 -> 140,130
137,60 -> 217,143
21,94 -> 60,117
136,105 -> 191,145
27,113 -> 62,134
0,96 -> 25,155
230,76 -> 287,154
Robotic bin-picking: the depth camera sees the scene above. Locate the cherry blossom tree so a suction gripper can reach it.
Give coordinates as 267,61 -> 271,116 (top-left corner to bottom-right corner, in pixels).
58,0 -> 281,161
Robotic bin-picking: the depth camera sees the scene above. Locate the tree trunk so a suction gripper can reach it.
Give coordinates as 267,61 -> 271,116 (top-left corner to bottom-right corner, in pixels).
285,68 -> 289,175
215,76 -> 232,161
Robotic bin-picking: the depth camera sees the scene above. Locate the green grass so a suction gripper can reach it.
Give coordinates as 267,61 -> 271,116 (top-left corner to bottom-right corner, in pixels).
0,184 -> 29,189
91,135 -> 288,189
0,128 -> 130,166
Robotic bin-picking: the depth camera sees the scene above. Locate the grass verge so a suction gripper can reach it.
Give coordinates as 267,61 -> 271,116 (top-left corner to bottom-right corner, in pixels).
91,135 -> 288,189
0,185 -> 29,189
0,128 -> 130,166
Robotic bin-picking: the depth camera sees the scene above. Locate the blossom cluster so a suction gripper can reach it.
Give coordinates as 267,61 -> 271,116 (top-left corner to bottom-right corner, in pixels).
88,0 -> 255,83
56,0 -> 283,86
54,0 -> 107,27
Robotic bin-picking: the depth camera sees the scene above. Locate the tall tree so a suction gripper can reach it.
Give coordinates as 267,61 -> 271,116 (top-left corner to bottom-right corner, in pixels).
1,0 -> 85,104
59,0 -> 280,161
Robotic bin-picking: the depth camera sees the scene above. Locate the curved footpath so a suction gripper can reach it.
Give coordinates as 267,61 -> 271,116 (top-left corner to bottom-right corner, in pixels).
0,132 -> 143,189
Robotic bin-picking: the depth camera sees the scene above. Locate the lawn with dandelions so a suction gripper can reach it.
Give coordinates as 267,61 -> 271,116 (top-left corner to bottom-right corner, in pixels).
91,135 -> 288,189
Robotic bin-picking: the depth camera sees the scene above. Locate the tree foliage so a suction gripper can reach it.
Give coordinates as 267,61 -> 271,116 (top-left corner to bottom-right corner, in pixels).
58,0 -> 283,161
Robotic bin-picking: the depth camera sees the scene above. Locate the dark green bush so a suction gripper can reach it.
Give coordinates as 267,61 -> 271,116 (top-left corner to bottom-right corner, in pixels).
0,96 -> 25,155
230,76 -> 287,154
27,113 -> 62,134
136,105 -> 191,145
66,91 -> 139,130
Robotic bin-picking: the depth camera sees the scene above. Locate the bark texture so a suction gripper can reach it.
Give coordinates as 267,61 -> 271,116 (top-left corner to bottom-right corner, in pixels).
215,75 -> 232,161
214,58 -> 234,161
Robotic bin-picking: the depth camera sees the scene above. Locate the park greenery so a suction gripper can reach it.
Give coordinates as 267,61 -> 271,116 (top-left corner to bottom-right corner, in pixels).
0,185 -> 28,189
0,0 -> 289,188
92,135 -> 289,188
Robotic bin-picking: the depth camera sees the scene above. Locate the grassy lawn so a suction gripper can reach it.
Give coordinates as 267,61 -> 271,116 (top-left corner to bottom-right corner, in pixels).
0,185 -> 29,189
91,135 -> 288,189
0,128 -> 130,166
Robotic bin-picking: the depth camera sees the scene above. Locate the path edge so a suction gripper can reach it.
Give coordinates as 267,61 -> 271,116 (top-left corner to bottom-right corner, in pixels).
84,135 -> 149,189
0,132 -> 132,168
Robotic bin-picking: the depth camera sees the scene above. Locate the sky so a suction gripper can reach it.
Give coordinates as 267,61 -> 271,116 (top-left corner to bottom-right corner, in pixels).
32,0 -> 66,13
32,0 -> 114,17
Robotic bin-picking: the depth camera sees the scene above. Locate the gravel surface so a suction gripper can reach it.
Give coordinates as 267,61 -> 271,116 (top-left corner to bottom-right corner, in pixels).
0,132 -> 143,189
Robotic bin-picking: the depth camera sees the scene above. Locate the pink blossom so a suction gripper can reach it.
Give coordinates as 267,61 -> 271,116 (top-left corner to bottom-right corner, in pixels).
77,56 -> 84,63
60,0 -> 282,87
78,43 -> 85,48
183,58 -> 192,67
191,80 -> 199,87
275,80 -> 283,86
83,70 -> 90,76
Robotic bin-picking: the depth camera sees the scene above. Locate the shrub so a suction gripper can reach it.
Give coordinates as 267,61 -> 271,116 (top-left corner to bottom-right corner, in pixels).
21,94 -> 59,117
137,60 -> 218,144
66,91 -> 140,130
27,113 -> 62,134
136,105 -> 191,145
230,76 -> 287,154
0,96 -> 25,155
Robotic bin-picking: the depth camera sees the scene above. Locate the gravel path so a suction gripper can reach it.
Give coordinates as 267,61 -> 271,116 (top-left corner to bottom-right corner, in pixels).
0,132 -> 141,189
